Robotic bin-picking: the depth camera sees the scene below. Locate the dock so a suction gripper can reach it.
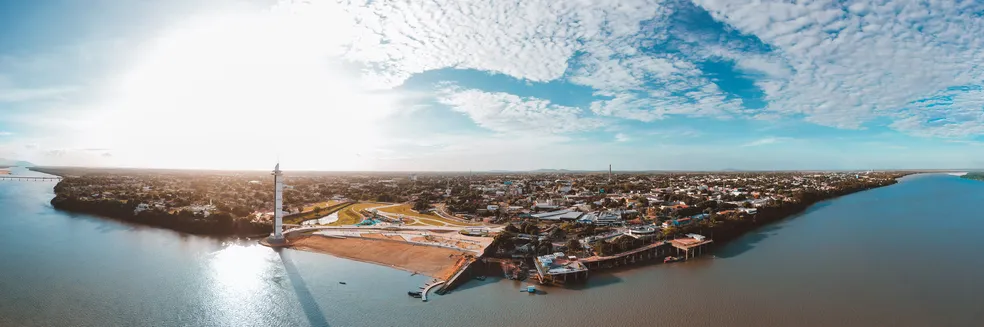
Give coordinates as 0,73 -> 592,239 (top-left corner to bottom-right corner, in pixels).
421,280 -> 445,302
533,252 -> 589,285
669,234 -> 713,260
436,256 -> 477,294
581,241 -> 670,269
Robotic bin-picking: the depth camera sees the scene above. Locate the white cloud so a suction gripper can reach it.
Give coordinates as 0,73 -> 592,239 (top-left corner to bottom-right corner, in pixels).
0,131 -> 12,136
614,133 -> 631,142
340,0 -> 633,88
742,137 -> 794,147
0,86 -> 76,102
691,0 -> 984,135
0,75 -> 76,102
437,87 -> 606,135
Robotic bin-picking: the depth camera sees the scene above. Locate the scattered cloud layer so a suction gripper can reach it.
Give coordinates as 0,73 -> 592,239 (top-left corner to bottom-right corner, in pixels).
4,0 -> 984,169
437,86 -> 606,135
324,0 -> 984,139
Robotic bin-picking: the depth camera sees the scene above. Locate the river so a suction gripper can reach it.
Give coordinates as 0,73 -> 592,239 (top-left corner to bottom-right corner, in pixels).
1,168 -> 983,327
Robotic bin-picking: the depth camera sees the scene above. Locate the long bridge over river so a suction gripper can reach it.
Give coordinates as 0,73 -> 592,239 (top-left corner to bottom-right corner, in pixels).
0,176 -> 62,181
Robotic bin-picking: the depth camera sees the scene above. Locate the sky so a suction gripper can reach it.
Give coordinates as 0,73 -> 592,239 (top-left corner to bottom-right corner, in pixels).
1,0 -> 984,171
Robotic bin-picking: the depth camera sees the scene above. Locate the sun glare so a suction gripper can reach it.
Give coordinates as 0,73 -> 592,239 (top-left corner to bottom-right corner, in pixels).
93,5 -> 398,170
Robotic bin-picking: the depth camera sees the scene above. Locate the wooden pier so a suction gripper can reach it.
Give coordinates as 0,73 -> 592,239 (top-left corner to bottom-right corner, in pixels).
421,280 -> 445,302
669,236 -> 713,260
581,241 -> 671,270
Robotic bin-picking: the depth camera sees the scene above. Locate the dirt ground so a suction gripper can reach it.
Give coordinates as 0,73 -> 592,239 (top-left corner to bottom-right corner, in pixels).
362,233 -> 406,241
290,235 -> 467,279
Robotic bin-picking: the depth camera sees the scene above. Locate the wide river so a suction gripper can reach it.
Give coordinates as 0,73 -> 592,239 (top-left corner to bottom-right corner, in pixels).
2,168 -> 983,327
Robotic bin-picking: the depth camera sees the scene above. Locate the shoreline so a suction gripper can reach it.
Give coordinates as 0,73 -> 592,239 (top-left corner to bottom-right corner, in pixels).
704,178 -> 904,247
49,196 -> 271,237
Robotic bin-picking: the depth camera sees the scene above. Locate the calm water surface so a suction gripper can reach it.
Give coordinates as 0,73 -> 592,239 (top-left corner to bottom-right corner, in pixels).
2,169 -> 983,327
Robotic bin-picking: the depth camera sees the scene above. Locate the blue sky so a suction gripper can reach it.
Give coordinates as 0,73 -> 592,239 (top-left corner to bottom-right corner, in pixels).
2,0 -> 984,171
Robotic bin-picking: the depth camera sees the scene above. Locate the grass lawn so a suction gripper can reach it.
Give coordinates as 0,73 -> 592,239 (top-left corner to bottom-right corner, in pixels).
285,201 -> 352,225
303,200 -> 340,212
415,218 -> 447,226
377,204 -> 443,219
377,204 -> 482,226
329,202 -> 389,226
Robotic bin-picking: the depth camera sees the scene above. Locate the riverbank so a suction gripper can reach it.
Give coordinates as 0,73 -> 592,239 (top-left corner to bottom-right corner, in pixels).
50,196 -> 271,237
289,235 -> 467,279
700,177 -> 904,246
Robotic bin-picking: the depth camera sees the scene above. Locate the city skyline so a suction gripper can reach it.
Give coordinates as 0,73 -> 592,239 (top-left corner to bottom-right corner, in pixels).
3,0 -> 984,171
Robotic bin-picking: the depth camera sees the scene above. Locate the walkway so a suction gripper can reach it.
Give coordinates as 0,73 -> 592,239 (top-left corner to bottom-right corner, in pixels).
421,280 -> 445,302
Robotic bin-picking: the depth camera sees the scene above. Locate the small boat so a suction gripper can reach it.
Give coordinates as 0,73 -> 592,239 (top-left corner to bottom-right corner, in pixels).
663,256 -> 681,263
526,285 -> 536,293
407,291 -> 422,298
339,282 -> 347,285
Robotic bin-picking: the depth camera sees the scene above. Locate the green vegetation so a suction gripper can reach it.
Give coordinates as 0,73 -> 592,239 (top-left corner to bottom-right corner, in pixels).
378,203 -> 442,219
378,203 -> 481,226
961,173 -> 984,182
330,202 -> 387,226
283,201 -> 353,225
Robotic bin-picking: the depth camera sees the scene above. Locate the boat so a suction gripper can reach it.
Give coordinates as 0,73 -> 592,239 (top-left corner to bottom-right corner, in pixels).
407,291 -> 422,298
474,275 -> 487,281
663,256 -> 681,263
339,282 -> 347,285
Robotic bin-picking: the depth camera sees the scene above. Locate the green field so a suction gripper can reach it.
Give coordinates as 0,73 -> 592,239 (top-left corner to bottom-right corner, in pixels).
377,203 -> 482,226
330,202 -> 388,226
284,201 -> 352,225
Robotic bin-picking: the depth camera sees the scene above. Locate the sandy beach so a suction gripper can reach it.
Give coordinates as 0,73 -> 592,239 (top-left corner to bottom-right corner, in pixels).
0,169 -> 9,175
290,235 -> 468,279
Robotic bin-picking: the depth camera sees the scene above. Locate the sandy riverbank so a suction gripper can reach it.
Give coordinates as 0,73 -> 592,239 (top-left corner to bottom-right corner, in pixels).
290,235 -> 468,279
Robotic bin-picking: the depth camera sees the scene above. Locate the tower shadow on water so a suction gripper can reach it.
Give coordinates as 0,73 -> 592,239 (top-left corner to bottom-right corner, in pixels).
278,250 -> 331,327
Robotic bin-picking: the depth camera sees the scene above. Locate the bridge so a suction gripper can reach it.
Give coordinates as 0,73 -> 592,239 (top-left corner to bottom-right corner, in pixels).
0,176 -> 62,181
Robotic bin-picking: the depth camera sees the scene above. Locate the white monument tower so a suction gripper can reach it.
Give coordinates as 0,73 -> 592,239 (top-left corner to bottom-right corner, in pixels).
271,163 -> 285,241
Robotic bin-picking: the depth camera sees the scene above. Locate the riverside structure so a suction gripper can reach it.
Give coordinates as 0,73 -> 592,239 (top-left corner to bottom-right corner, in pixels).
268,163 -> 286,244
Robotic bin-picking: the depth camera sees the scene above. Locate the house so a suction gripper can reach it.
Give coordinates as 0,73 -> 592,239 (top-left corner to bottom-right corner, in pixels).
532,209 -> 583,221
662,217 -> 693,228
595,211 -> 621,226
133,203 -> 150,215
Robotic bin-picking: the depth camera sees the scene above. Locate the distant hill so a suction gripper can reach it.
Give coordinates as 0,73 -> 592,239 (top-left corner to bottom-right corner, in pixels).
0,158 -> 34,167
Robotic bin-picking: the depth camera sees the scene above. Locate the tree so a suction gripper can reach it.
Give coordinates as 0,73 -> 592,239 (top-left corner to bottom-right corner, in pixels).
519,221 -> 539,235
662,226 -> 676,238
590,240 -> 611,256
566,239 -> 582,251
413,199 -> 432,212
